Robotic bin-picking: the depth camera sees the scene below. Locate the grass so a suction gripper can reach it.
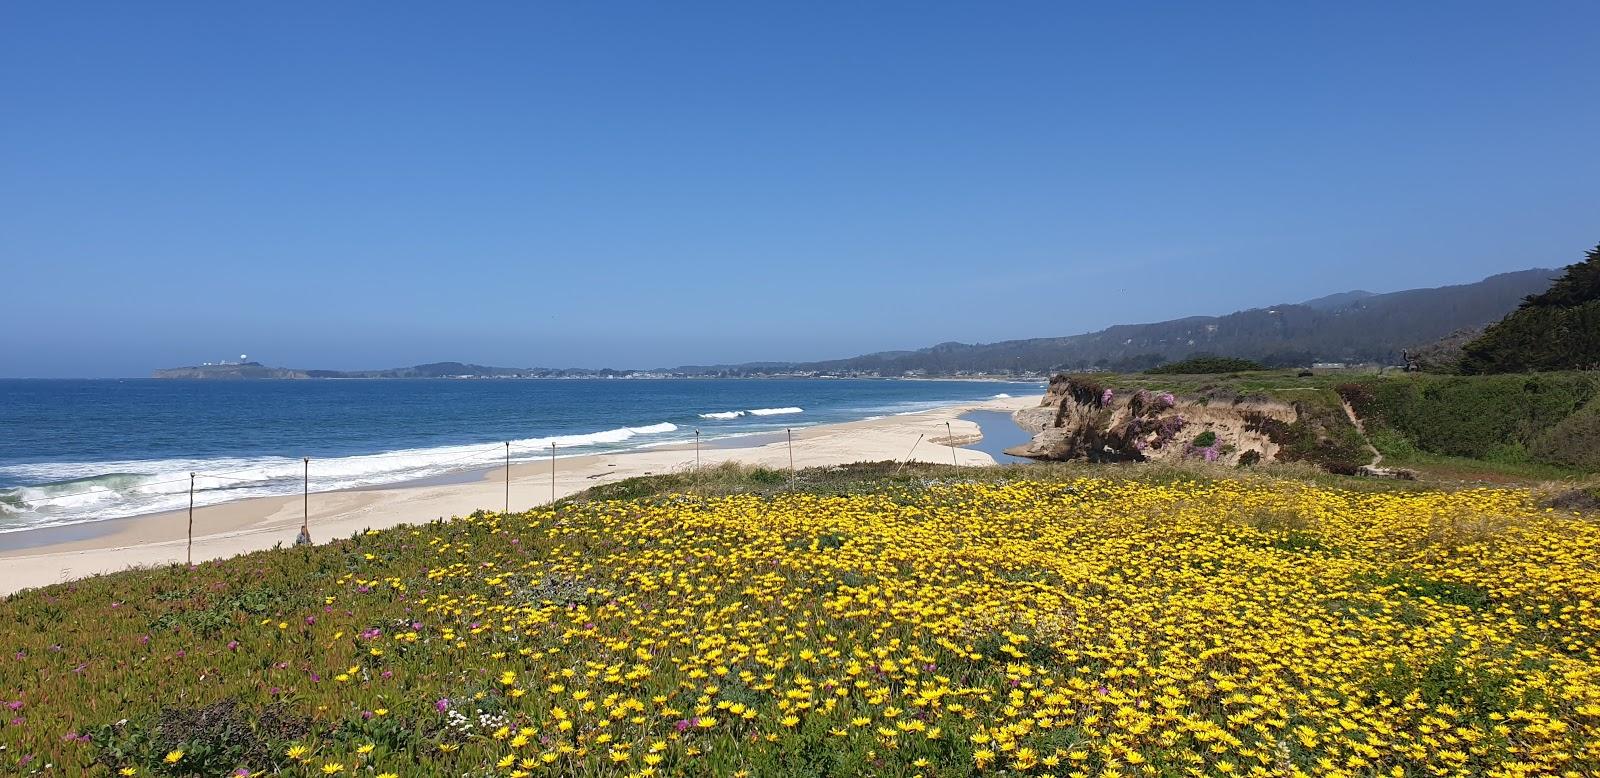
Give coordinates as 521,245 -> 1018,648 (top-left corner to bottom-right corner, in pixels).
1,463 -> 1597,777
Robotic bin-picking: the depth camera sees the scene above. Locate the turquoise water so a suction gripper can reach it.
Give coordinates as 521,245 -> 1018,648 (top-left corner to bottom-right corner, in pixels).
0,378 -> 1037,530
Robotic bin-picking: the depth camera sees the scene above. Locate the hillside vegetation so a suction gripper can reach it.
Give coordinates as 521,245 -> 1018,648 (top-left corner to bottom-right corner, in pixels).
1460,244 -> 1600,374
1,463 -> 1597,777
1144,355 -> 1264,374
1338,373 -> 1600,471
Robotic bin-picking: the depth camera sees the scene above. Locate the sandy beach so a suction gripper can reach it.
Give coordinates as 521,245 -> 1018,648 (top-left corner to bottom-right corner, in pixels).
0,395 -> 1036,594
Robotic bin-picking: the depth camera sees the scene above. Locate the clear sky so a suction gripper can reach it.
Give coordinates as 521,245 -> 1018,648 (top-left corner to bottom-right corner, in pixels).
2,2 -> 1597,377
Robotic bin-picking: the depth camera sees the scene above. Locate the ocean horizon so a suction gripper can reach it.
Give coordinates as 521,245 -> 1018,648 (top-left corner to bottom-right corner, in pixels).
0,377 -> 1036,532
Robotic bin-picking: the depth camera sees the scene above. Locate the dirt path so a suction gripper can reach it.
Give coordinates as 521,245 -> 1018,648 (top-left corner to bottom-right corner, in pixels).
1340,398 -> 1383,468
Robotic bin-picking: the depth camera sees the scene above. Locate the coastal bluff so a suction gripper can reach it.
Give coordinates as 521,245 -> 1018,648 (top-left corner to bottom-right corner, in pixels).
1007,374 -> 1374,474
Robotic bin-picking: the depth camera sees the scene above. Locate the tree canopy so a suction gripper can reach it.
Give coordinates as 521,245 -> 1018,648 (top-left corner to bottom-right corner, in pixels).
1145,354 -> 1265,374
1460,244 -> 1600,374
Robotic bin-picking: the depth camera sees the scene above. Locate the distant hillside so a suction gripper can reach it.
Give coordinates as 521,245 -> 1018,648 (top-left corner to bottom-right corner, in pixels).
1299,289 -> 1376,311
153,268 -> 1561,379
792,268 -> 1558,374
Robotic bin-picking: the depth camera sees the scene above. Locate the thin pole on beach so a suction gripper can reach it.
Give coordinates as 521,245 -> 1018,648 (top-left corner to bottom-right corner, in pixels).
946,422 -> 959,468
895,434 -> 924,475
550,442 -> 557,505
302,457 -> 310,541
187,472 -> 195,566
787,428 -> 795,487
504,442 -> 510,515
694,429 -> 700,469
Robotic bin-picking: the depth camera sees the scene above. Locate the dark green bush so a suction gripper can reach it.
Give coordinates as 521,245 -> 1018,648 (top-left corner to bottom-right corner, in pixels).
1146,355 -> 1265,374
1530,397 -> 1600,470
1339,374 -> 1600,468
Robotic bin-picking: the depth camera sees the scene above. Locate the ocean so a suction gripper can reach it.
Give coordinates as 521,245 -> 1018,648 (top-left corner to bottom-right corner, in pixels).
0,378 -> 1036,532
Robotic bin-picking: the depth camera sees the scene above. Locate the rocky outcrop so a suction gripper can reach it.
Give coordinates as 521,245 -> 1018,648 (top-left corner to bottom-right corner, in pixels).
1008,375 -> 1296,466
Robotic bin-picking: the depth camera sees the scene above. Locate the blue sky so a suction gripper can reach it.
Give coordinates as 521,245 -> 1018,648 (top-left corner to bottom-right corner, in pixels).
2,2 -> 1596,377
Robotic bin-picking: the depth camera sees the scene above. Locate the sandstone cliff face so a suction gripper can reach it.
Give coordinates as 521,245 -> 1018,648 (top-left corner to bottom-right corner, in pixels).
1007,375 -> 1296,466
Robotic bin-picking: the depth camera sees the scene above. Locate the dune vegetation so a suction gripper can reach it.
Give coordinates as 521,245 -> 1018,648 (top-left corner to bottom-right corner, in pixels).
1,463 -> 1597,777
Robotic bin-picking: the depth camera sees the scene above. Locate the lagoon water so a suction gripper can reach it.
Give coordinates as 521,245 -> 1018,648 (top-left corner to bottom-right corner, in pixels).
0,378 -> 1036,531
959,410 -> 1038,464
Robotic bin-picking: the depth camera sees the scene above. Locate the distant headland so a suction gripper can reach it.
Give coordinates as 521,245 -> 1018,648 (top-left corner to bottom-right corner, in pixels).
151,361 -> 650,380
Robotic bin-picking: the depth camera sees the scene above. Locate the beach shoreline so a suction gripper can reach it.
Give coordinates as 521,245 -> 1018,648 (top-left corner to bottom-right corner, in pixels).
0,395 -> 1037,594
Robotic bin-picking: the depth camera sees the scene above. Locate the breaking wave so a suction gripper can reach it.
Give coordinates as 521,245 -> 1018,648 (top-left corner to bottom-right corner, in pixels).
699,407 -> 803,419
0,421 -> 680,532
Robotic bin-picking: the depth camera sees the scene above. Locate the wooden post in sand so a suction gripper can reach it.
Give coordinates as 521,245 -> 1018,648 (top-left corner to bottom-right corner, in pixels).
895,434 -> 924,475
694,429 -> 700,469
946,422 -> 959,468
187,472 -> 195,566
300,457 -> 310,543
504,442 -> 510,515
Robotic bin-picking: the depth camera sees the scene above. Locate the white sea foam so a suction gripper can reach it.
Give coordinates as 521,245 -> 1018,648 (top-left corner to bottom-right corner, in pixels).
991,393 -> 1012,399
698,411 -> 745,420
0,421 -> 681,532
746,407 -> 803,416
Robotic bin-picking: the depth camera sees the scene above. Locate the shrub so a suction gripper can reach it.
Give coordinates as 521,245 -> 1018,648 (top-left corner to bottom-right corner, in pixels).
1541,487 -> 1600,512
1244,395 -> 1372,475
1146,355 -> 1265,374
1367,427 -> 1419,460
1530,397 -> 1600,470
1338,373 -> 1600,467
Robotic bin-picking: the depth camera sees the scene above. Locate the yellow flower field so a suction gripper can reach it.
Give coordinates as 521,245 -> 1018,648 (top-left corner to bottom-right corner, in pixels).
1,472 -> 1597,777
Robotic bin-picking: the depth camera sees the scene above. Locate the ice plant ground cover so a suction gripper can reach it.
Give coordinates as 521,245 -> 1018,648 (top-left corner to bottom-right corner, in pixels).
1,464 -> 1598,777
